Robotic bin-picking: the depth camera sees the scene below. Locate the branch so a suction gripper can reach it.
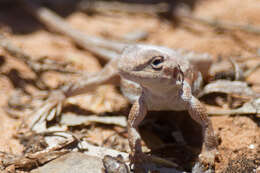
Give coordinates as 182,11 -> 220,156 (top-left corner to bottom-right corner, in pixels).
21,0 -> 126,61
179,14 -> 260,35
0,34 -> 79,74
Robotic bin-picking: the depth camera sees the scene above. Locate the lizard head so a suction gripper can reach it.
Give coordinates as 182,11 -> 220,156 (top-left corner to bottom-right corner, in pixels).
118,44 -> 186,89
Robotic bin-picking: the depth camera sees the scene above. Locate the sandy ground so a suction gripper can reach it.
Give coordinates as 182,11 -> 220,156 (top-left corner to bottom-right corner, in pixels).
0,0 -> 259,172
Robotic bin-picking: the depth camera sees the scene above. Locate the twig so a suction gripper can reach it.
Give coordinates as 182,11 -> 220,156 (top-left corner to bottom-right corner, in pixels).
244,62 -> 260,78
78,1 -> 169,15
21,0 -> 126,61
228,57 -> 244,81
178,13 -> 260,35
198,80 -> 256,98
0,34 -> 79,74
1,137 -> 75,170
122,30 -> 149,42
207,98 -> 260,117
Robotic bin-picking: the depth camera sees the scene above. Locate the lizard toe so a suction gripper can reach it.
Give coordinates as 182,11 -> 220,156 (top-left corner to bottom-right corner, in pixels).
199,148 -> 218,166
192,162 -> 215,173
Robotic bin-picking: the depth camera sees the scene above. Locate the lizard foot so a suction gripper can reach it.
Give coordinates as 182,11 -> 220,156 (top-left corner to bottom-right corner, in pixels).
129,152 -> 150,168
29,90 -> 66,130
199,149 -> 218,167
129,152 -> 150,173
192,162 -> 215,173
193,149 -> 218,173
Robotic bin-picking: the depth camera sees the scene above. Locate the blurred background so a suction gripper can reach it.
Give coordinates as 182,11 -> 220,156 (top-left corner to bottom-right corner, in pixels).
0,0 -> 259,172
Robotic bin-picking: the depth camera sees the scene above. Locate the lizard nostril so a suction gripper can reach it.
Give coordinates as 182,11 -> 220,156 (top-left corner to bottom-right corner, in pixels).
173,65 -> 184,83
173,66 -> 179,79
163,66 -> 182,80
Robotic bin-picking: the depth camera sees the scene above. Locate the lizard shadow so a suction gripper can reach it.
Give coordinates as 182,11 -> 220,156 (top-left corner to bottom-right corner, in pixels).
0,0 -> 80,34
139,110 -> 204,170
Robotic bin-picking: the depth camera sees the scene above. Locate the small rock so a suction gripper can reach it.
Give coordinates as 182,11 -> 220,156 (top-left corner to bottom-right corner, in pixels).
248,144 -> 255,150
31,152 -> 104,173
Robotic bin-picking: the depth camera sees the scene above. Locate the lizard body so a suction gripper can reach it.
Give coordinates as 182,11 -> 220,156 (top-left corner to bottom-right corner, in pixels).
117,45 -> 217,169
32,44 -> 217,170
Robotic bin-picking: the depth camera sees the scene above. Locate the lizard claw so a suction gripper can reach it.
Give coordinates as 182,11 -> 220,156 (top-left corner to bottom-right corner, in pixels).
199,149 -> 218,167
192,149 -> 218,173
29,90 -> 66,131
192,162 -> 215,173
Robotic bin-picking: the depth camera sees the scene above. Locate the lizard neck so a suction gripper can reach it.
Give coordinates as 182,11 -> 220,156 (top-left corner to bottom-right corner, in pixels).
142,83 -> 182,98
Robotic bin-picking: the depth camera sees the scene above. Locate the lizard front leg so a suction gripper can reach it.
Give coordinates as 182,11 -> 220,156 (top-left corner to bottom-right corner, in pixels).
30,59 -> 120,129
63,59 -> 120,97
128,91 -> 148,166
181,81 -> 218,168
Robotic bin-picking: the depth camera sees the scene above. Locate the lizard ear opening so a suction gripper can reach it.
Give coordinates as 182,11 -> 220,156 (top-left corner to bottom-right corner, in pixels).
151,56 -> 164,70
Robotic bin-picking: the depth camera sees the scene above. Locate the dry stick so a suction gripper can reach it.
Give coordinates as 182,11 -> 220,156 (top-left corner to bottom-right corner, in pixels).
207,101 -> 260,116
228,57 -> 244,81
0,35 -> 36,70
79,1 -> 169,15
228,56 -> 260,79
0,34 -> 78,74
122,30 -> 149,42
178,14 -> 260,35
21,0 -> 126,61
233,57 -> 260,78
244,62 -> 260,78
1,137 -> 74,170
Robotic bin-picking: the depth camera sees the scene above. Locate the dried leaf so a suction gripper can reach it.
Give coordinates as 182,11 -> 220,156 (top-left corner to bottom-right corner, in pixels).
60,113 -> 127,127
199,80 -> 255,98
207,98 -> 260,116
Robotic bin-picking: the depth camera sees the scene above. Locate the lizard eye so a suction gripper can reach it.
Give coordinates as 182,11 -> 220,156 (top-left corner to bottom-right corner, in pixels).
151,56 -> 164,70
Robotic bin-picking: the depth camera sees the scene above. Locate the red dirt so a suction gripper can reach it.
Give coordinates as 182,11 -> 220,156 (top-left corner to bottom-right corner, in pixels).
0,0 -> 259,172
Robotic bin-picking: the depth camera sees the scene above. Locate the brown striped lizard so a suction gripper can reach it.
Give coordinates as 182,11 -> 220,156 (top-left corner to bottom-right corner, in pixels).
30,44 -> 218,171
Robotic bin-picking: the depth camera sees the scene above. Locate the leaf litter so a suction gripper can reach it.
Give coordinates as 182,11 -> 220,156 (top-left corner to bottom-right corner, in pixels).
0,1 -> 259,173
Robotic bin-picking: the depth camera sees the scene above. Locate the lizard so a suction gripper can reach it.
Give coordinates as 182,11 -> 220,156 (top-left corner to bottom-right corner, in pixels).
29,44 -> 218,171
